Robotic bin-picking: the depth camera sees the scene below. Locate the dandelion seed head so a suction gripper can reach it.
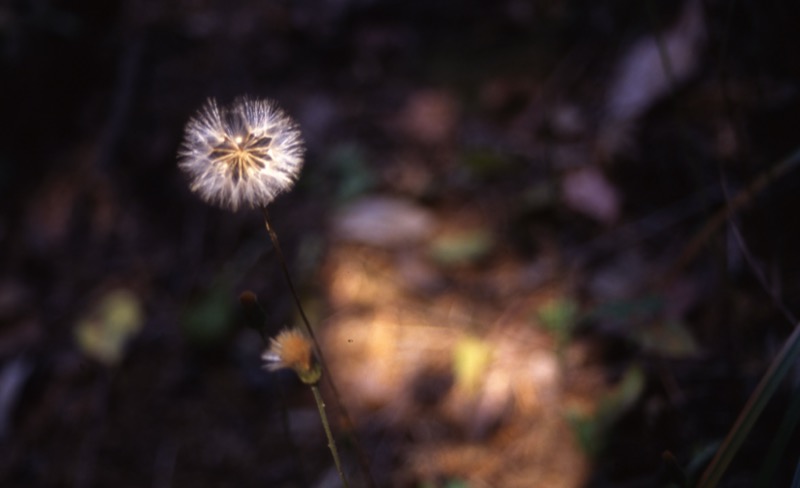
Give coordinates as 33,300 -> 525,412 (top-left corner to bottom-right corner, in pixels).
178,97 -> 305,211
262,328 -> 321,384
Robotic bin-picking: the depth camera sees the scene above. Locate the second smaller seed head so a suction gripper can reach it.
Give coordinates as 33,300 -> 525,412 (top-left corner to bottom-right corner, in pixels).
262,328 -> 321,385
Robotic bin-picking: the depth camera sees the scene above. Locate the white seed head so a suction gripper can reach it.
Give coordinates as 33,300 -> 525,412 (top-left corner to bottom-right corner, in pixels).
178,97 -> 305,211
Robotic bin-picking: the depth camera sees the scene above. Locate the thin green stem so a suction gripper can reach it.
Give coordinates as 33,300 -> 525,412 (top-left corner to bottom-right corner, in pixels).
260,206 -> 375,488
311,384 -> 349,488
260,207 -> 321,355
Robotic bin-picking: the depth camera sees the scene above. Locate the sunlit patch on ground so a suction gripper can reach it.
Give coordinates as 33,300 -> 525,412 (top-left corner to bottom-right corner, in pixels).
321,244 -> 607,486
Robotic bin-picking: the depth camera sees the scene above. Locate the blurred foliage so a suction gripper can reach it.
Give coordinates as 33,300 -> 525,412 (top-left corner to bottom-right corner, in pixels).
460,147 -> 512,178
181,281 -> 236,346
588,295 -> 662,325
326,143 -> 376,203
587,295 -> 699,357
632,320 -> 699,358
429,228 -> 494,267
568,365 -> 645,457
74,289 -> 143,366
536,297 -> 581,349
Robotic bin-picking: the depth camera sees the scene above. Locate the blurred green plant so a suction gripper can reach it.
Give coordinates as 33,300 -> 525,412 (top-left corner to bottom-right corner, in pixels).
327,143 -> 376,202
632,319 -> 699,358
536,297 -> 580,350
181,281 -> 236,345
586,295 -> 699,358
460,147 -> 512,178
567,365 -> 645,457
429,229 -> 494,268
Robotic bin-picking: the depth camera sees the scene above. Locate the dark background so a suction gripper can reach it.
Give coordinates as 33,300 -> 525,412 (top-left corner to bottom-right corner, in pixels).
2,0 -> 800,486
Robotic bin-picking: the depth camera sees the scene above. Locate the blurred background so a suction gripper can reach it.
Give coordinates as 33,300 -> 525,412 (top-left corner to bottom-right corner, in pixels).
2,0 -> 800,486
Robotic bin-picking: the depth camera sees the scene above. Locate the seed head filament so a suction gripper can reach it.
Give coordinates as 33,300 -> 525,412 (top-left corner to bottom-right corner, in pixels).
209,131 -> 274,185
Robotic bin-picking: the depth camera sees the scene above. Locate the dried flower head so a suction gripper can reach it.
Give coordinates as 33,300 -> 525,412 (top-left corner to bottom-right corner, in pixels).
178,97 -> 305,211
262,328 -> 321,384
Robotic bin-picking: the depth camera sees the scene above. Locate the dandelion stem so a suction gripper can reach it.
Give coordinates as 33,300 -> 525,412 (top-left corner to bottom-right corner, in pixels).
311,384 -> 349,488
260,206 -> 320,354
260,206 -> 376,488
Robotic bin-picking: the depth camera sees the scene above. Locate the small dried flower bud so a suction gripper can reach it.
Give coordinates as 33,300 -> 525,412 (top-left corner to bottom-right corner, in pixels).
262,328 -> 321,385
178,97 -> 305,211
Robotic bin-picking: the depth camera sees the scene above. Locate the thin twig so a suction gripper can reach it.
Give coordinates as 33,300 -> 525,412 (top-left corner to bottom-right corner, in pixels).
666,146 -> 800,284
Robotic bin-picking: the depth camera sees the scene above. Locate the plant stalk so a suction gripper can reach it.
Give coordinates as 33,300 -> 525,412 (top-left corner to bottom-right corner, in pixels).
260,206 -> 375,488
311,384 -> 349,488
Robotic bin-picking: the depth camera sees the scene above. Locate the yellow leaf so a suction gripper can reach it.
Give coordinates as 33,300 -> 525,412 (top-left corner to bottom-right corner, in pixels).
453,336 -> 493,395
75,289 -> 143,366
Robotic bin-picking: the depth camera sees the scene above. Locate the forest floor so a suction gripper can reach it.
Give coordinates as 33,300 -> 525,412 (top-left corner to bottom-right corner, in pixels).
2,1 -> 800,487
